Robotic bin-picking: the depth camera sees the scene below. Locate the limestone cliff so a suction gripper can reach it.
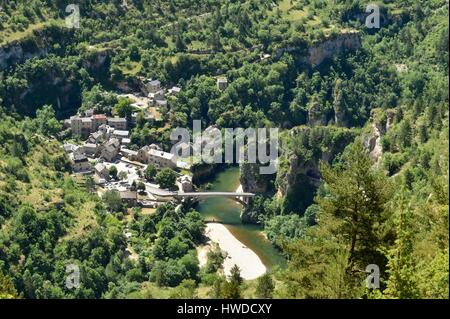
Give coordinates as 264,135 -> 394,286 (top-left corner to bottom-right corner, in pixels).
239,162 -> 272,194
306,31 -> 361,65
364,109 -> 395,164
0,25 -> 73,71
275,126 -> 357,214
275,31 -> 361,66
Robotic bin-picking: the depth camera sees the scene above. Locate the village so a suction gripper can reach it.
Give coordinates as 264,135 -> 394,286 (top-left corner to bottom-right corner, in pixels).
59,77 -> 232,210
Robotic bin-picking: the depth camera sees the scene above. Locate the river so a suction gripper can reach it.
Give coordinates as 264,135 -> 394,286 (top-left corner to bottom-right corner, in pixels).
195,166 -> 286,270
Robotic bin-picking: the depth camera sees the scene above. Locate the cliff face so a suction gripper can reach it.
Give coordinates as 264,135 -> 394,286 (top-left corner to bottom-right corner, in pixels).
364,109 -> 395,164
307,31 -> 361,65
2,45 -> 111,118
0,25 -> 73,71
240,162 -> 272,193
191,163 -> 220,185
0,43 -> 48,71
275,31 -> 361,65
275,126 -> 357,215
276,152 -> 323,199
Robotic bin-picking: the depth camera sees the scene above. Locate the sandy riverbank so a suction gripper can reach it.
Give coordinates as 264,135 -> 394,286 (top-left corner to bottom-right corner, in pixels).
199,223 -> 266,280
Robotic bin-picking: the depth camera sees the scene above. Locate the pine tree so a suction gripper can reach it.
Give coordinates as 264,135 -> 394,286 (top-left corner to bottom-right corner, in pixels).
384,192 -> 420,298
318,142 -> 393,272
221,280 -> 241,299
255,273 -> 274,299
229,264 -> 243,286
0,272 -> 20,299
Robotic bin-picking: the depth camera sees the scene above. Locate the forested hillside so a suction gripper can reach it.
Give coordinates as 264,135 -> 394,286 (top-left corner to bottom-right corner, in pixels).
0,0 -> 448,299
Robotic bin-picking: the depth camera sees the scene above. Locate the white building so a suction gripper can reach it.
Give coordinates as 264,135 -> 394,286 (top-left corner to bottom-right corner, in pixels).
217,77 -> 228,91
148,149 -> 176,169
168,86 -> 181,95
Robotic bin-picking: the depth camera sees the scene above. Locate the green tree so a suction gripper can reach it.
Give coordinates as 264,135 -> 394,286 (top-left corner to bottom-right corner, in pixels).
318,142 -> 393,271
229,264 -> 243,286
85,175 -> 96,192
169,279 -> 197,299
109,165 -> 118,179
137,181 -> 146,193
384,192 -> 420,298
156,168 -> 177,190
102,190 -> 123,213
255,273 -> 274,299
144,164 -> 157,182
221,279 -> 241,299
205,246 -> 224,274
34,105 -> 61,136
114,98 -> 133,119
118,171 -> 128,180
0,272 -> 20,299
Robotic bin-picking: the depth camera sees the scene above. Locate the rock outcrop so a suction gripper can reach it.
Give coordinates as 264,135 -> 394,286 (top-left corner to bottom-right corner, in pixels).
239,162 -> 272,194
365,109 -> 395,164
275,31 -> 361,66
0,25 -> 73,71
306,31 -> 361,65
191,162 -> 220,185
275,126 -> 357,214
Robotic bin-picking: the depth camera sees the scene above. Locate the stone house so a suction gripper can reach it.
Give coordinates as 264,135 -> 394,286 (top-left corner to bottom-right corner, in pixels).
120,191 -> 138,207
82,143 -> 98,156
112,130 -> 130,141
94,163 -> 110,180
69,152 -> 91,172
148,149 -> 176,169
88,131 -> 103,144
92,114 -> 108,130
99,138 -> 121,161
108,117 -> 127,130
146,79 -> 161,93
121,148 -> 138,161
136,146 -> 150,163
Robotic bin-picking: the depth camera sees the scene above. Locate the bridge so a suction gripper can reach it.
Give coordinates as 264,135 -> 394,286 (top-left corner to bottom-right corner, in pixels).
174,192 -> 255,206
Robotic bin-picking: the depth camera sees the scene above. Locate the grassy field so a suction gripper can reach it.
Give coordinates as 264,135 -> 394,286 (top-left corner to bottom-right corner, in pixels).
0,19 -> 64,45
119,61 -> 143,76
271,0 -> 309,22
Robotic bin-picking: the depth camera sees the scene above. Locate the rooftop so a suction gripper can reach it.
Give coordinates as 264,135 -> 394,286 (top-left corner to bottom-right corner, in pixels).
149,149 -> 175,161
95,163 -> 107,172
93,114 -> 107,119
108,117 -> 127,123
63,143 -> 78,153
149,80 -> 161,86
121,148 -> 138,156
71,152 -> 88,163
113,130 -> 129,137
120,191 -> 137,200
104,138 -> 121,149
